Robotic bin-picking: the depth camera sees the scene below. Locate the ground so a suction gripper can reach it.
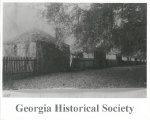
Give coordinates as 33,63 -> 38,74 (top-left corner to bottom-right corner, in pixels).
3,65 -> 146,90
3,88 -> 146,98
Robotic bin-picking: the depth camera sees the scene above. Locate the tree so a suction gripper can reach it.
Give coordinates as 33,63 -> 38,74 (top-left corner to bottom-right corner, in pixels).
40,3 -> 147,59
41,3 -> 90,53
112,3 -> 147,59
74,3 -> 146,59
41,3 -> 74,44
74,3 -> 114,53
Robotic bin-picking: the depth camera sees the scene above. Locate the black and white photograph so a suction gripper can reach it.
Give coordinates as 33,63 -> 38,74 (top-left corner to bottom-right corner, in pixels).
2,2 -> 147,98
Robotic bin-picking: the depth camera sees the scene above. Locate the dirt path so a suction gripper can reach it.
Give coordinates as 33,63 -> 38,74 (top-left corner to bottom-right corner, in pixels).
3,88 -> 146,98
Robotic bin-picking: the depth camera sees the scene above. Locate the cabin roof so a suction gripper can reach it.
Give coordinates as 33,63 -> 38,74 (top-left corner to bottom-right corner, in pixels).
4,29 -> 56,45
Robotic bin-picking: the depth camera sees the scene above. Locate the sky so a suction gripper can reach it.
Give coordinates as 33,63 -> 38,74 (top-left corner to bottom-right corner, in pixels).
3,3 -> 55,42
3,3 -> 91,45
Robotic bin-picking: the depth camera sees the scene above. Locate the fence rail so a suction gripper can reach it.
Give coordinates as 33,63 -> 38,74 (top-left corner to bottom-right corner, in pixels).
3,57 -> 37,76
3,56 -> 146,80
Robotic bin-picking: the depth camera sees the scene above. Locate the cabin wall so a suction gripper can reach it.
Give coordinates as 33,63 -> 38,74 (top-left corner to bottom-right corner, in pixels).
3,42 -> 36,58
17,42 -> 36,58
3,44 -> 17,57
36,41 -> 70,73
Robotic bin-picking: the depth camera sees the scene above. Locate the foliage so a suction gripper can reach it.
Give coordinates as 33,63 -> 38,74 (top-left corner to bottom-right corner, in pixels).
75,3 -> 114,53
41,3 -> 146,58
41,3 -> 74,43
112,3 -> 146,58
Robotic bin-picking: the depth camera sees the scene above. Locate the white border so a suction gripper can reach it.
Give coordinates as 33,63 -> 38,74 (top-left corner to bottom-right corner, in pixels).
0,0 -> 150,120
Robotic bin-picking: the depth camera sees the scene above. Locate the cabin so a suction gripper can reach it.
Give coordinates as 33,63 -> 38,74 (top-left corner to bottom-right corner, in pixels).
3,29 -> 70,74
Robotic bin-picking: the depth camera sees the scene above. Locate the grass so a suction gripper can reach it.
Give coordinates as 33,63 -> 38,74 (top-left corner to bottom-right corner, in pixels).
3,65 -> 146,90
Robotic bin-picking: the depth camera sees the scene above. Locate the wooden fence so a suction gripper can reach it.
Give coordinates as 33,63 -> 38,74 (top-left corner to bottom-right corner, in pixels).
3,57 -> 37,78
71,58 -> 146,70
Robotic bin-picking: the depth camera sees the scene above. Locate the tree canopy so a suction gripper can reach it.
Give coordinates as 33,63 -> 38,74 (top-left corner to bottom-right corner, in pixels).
112,3 -> 146,59
41,3 -> 147,59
